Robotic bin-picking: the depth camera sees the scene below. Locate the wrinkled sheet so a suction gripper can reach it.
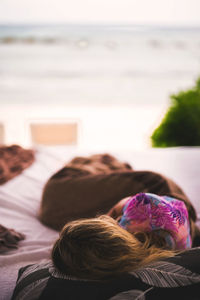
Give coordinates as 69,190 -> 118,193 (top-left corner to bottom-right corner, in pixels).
0,146 -> 200,300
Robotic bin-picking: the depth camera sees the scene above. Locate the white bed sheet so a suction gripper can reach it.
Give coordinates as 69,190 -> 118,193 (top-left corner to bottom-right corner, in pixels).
0,146 -> 200,300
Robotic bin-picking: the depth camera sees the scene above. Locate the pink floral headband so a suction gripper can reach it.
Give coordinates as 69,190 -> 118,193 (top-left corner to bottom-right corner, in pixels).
119,193 -> 191,250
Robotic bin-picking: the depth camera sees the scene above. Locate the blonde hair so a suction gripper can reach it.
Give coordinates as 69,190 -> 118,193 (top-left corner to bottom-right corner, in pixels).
52,215 -> 176,280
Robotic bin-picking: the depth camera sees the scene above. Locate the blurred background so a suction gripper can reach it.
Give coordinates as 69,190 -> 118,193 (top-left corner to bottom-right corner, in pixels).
0,0 -> 200,151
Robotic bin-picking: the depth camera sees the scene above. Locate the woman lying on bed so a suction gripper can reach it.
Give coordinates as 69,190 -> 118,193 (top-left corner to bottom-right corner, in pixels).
12,192 -> 200,300
52,192 -> 191,280
39,153 -> 200,248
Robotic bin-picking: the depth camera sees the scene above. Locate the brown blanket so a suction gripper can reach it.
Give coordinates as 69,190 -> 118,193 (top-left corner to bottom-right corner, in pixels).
0,224 -> 25,254
0,145 -> 35,184
39,153 -> 200,247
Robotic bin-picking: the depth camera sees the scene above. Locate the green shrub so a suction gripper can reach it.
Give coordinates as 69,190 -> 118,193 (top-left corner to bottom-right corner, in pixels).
151,77 -> 200,147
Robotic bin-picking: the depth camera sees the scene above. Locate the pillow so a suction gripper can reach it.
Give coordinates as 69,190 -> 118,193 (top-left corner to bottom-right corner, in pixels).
12,248 -> 200,300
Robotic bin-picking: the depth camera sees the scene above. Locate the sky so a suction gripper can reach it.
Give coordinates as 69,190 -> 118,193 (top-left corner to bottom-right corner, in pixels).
0,0 -> 200,26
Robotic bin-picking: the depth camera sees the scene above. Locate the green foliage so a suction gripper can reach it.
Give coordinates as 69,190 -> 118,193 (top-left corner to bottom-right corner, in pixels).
151,78 -> 200,147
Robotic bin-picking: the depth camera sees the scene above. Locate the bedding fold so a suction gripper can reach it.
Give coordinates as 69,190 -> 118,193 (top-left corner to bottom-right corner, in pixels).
0,144 -> 35,184
0,224 -> 25,254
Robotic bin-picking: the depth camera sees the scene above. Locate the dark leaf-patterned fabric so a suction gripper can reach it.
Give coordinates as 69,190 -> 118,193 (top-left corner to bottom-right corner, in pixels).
12,248 -> 200,300
131,261 -> 200,288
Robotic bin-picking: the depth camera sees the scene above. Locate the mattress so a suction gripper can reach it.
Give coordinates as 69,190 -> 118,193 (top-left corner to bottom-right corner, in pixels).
0,146 -> 200,300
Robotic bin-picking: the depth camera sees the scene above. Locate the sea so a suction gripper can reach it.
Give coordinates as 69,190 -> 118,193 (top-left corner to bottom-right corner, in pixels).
0,24 -> 200,150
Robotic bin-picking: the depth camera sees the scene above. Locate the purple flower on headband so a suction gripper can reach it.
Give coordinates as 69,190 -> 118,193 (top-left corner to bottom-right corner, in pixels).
170,208 -> 185,225
161,198 -> 186,225
135,193 -> 151,205
122,194 -> 151,224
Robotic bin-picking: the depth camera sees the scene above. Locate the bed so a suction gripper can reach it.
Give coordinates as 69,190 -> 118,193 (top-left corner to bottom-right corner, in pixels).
0,146 -> 200,300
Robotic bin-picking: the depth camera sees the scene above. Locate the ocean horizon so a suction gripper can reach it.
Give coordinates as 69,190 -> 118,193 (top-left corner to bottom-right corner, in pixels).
0,23 -> 199,148
1,23 -> 200,42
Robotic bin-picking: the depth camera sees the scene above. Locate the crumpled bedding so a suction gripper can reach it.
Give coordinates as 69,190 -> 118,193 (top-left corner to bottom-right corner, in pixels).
0,145 -> 35,185
0,145 -> 35,254
0,146 -> 200,300
0,224 -> 25,254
